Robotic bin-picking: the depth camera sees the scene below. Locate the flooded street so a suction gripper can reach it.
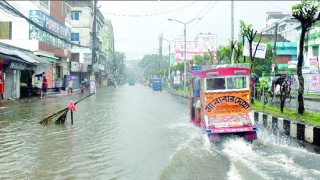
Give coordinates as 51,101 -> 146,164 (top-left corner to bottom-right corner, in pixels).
1,85 -> 320,179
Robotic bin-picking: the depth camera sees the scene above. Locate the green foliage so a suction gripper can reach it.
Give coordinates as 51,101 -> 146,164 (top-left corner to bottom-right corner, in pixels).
192,52 -> 215,65
252,102 -> 320,126
170,62 -> 184,73
139,54 -> 160,77
240,20 -> 252,37
114,51 -> 126,76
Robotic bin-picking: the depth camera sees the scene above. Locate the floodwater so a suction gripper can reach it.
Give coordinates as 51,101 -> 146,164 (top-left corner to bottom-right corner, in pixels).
1,84 -> 320,179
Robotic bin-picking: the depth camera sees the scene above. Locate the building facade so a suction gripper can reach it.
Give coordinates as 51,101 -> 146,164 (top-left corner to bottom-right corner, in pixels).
174,33 -> 217,65
0,1 -> 72,92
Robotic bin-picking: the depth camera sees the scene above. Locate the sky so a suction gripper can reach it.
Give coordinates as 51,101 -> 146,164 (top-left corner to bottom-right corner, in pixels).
99,1 -> 299,61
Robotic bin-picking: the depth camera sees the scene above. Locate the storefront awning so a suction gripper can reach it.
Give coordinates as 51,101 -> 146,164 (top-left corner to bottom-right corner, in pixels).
0,53 -> 27,64
33,51 -> 58,63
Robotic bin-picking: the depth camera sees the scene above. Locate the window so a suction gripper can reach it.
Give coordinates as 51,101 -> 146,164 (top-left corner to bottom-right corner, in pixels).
0,21 -> 12,40
312,46 -> 319,56
71,33 -> 79,41
226,77 -> 247,90
206,78 -> 225,91
71,11 -> 80,20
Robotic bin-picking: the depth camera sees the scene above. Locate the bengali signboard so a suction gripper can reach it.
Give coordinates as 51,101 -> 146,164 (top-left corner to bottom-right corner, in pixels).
29,10 -> 71,49
309,57 -> 319,73
204,90 -> 253,129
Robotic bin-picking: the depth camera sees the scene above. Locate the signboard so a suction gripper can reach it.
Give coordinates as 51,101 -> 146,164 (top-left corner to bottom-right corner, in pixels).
0,64 -> 3,94
243,42 -> 267,59
204,90 -> 253,129
83,53 -> 92,64
90,75 -> 95,94
311,75 -> 319,87
170,53 -> 175,66
288,61 -> 298,69
309,57 -> 319,73
302,66 -> 311,74
173,76 -> 180,85
29,10 -> 71,49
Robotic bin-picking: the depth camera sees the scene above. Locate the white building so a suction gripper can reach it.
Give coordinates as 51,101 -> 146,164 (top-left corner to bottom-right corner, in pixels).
0,1 -> 72,99
262,12 -> 300,42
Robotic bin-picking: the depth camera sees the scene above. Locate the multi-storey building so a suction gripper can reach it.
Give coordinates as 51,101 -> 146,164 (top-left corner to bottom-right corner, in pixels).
67,0 -> 112,87
0,1 -> 72,98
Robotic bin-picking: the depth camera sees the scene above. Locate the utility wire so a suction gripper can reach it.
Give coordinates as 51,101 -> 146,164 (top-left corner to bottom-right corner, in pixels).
0,0 -> 90,49
101,1 -> 198,17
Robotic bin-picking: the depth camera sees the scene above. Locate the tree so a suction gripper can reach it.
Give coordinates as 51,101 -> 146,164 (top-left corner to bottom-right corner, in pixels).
192,52 -> 215,65
292,0 -> 320,114
114,51 -> 126,82
138,54 -> 169,78
240,20 -> 262,67
217,45 -> 231,64
240,20 -> 252,63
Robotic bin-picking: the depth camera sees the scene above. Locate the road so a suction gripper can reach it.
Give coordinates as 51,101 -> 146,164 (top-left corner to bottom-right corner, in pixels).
0,84 -> 320,179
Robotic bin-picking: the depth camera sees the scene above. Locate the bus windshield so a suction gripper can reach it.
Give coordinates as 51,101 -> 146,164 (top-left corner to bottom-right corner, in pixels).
206,76 -> 247,91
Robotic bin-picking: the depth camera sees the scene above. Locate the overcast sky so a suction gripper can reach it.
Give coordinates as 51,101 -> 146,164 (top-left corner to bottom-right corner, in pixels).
99,1 -> 298,61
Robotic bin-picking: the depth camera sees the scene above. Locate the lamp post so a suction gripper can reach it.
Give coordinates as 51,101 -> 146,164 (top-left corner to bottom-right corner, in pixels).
168,18 -> 201,90
162,38 -> 179,88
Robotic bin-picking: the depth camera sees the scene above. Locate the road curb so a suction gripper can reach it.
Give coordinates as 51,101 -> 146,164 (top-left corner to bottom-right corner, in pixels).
253,110 -> 320,146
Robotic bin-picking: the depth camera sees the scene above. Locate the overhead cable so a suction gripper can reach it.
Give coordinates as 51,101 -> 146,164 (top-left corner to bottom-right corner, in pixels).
101,1 -> 198,17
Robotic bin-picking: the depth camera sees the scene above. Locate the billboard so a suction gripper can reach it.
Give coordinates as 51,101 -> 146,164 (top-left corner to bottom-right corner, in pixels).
243,42 -> 267,59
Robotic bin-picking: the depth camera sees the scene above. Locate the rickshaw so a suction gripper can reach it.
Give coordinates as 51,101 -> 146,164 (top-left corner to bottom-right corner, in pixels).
151,78 -> 162,91
189,63 -> 257,141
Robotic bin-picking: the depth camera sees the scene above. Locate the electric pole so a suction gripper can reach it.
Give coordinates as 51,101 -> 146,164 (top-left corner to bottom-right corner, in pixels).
90,0 -> 97,94
159,33 -> 163,72
231,0 -> 235,64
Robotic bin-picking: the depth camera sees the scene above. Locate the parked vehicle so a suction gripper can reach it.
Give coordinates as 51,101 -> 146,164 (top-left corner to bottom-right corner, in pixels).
129,79 -> 135,86
151,78 -> 162,91
189,64 -> 257,141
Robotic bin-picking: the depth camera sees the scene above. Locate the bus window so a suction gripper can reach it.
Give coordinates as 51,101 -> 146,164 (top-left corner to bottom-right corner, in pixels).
206,78 -> 225,91
226,77 -> 247,90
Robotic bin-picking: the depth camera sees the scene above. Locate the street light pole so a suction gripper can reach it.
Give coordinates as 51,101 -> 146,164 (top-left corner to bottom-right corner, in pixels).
168,18 -> 201,90
163,38 -> 180,88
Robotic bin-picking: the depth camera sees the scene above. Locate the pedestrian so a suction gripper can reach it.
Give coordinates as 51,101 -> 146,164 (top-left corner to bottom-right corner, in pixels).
40,75 -> 48,99
68,79 -> 74,94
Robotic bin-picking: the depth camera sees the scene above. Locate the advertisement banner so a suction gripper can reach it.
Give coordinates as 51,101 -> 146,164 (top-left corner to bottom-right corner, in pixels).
0,64 -> 3,94
311,75 -> 319,87
90,75 -> 95,94
173,76 -> 181,85
243,42 -> 267,59
204,90 -> 252,128
288,61 -> 298,69
309,57 -> 319,73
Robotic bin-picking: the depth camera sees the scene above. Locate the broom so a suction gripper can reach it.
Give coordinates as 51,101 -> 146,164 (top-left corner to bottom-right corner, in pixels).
39,93 -> 94,125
